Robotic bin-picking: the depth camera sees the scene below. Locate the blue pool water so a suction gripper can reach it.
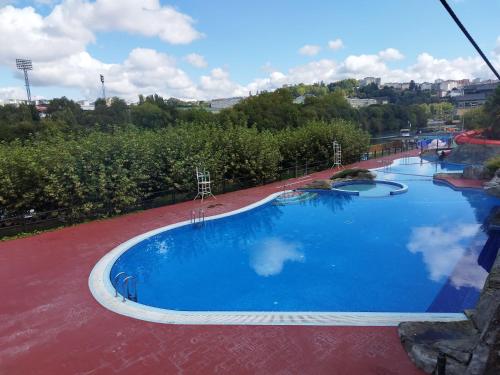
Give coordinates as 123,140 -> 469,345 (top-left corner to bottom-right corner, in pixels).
110,157 -> 500,313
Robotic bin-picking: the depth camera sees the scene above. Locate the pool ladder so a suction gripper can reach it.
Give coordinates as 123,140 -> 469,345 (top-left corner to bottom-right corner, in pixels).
113,272 -> 138,302
190,208 -> 205,227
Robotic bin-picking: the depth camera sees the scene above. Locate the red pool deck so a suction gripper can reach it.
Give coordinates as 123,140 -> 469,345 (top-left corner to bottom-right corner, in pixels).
0,151 -> 427,375
434,175 -> 486,189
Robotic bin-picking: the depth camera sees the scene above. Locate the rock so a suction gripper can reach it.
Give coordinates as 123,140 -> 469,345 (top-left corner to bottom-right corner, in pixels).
434,338 -> 474,363
465,343 -> 490,375
462,165 -> 487,180
303,179 -> 332,190
472,252 -> 500,331
447,144 -> 500,165
399,244 -> 500,374
467,304 -> 500,374
330,168 -> 376,181
484,169 -> 500,198
399,320 -> 479,373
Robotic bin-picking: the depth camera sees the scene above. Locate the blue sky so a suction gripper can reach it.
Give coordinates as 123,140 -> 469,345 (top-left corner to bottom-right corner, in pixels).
0,0 -> 499,101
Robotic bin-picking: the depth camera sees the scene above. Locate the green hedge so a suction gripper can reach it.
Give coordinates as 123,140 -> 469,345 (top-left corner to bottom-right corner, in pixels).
485,155 -> 500,176
0,120 -> 369,216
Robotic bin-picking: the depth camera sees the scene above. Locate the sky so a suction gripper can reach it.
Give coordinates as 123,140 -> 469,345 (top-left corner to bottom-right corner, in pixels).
0,0 -> 499,102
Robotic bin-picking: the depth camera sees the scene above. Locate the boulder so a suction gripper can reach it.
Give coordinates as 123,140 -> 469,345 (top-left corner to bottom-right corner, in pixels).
331,168 -> 376,181
484,169 -> 500,198
447,144 -> 500,165
399,241 -> 500,374
399,320 -> 478,374
462,165 -> 487,180
303,179 -> 332,190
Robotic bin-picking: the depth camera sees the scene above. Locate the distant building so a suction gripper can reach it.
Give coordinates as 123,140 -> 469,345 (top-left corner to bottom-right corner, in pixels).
439,80 -> 459,91
453,81 -> 499,115
77,100 -> 95,111
347,98 -> 378,108
359,77 -> 381,87
292,93 -> 316,104
208,97 -> 243,112
419,82 -> 433,91
400,82 -> 410,90
382,82 -> 403,90
0,98 -> 28,106
448,88 -> 464,98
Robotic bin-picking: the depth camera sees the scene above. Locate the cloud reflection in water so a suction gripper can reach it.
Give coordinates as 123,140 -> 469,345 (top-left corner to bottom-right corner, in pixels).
250,238 -> 304,276
407,224 -> 487,289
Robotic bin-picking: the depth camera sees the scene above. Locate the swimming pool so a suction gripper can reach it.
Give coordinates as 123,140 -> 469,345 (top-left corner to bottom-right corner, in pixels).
89,157 -> 500,325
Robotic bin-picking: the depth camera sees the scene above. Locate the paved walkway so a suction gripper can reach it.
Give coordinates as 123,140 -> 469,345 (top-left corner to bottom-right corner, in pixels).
0,151 -> 429,375
434,175 -> 486,189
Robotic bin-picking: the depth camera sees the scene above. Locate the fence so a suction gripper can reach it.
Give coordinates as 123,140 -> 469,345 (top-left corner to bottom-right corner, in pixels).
0,141 -> 418,239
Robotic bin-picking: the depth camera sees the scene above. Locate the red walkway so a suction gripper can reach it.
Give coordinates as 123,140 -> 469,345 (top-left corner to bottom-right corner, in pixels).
0,151 -> 424,375
434,175 -> 486,189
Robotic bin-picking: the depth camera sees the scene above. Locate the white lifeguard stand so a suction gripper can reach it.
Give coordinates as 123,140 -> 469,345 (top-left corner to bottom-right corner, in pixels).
332,140 -> 342,169
194,167 -> 215,202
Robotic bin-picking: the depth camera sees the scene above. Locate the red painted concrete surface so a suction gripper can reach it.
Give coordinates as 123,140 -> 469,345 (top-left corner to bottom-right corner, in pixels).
434,175 -> 486,189
0,151 -> 428,375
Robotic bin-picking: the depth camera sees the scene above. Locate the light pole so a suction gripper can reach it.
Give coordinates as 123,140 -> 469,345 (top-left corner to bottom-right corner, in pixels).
16,59 -> 33,104
100,74 -> 106,100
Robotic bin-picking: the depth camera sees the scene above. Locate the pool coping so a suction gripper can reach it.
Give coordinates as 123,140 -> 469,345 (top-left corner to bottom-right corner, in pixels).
331,179 -> 408,196
89,189 -> 466,327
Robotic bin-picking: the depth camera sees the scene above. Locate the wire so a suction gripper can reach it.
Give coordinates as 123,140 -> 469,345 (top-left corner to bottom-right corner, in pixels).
439,0 -> 500,80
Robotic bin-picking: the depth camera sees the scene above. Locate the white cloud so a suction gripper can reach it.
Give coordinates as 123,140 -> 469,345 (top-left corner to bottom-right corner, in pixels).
299,44 -> 321,56
379,48 -> 404,61
0,1 -> 202,67
243,46 -> 499,95
328,38 -> 344,50
494,36 -> 500,56
198,68 -> 246,99
48,0 -> 203,45
184,53 -> 208,68
0,5 -> 92,64
406,53 -> 492,82
0,86 -> 26,102
26,48 -> 198,100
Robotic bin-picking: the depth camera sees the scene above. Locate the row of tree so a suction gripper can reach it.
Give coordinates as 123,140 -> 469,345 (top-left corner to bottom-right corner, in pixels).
0,85 -> 440,142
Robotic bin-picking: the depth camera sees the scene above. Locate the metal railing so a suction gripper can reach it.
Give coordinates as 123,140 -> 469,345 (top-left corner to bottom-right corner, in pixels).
112,272 -> 137,302
190,208 -> 205,227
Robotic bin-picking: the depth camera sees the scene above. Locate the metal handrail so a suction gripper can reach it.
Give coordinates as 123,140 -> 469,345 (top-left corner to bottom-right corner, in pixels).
113,272 -> 127,297
121,276 -> 137,302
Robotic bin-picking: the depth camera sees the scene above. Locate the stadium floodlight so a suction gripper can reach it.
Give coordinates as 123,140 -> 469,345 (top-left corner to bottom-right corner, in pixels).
100,74 -> 106,100
16,58 -> 33,103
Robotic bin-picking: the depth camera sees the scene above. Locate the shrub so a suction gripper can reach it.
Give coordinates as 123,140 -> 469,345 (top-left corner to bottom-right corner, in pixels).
485,155 -> 500,177
0,119 -> 369,218
331,168 -> 374,180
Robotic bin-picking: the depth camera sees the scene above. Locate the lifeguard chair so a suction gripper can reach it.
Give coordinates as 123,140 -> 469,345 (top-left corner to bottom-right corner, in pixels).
194,167 -> 215,201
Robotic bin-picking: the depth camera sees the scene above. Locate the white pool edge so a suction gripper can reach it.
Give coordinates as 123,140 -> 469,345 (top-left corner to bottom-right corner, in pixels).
89,190 -> 467,326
